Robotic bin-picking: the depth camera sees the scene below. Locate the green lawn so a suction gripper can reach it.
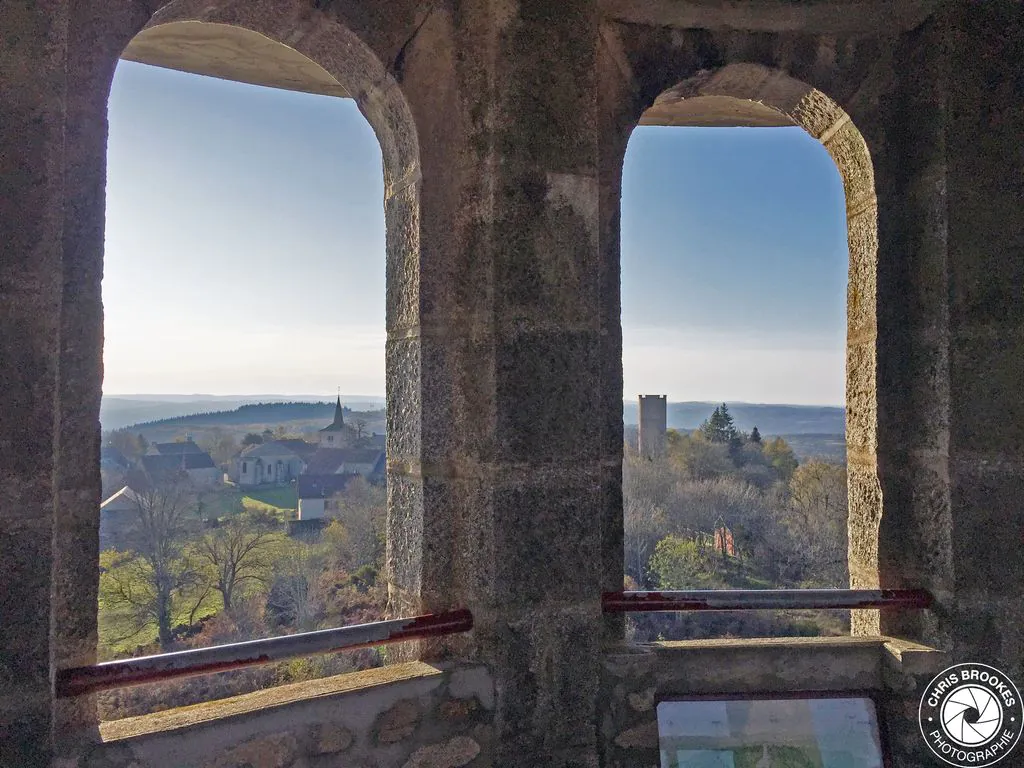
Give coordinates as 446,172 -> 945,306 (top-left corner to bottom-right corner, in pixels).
242,485 -> 297,513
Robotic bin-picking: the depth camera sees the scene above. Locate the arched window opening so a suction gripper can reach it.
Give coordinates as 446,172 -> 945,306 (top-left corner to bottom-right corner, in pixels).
97,27 -> 402,717
621,68 -> 877,642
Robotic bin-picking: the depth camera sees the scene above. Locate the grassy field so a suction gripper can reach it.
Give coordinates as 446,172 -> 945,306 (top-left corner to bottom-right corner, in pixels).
98,485 -> 298,659
196,485 -> 297,520
242,485 -> 298,514
98,589 -> 222,660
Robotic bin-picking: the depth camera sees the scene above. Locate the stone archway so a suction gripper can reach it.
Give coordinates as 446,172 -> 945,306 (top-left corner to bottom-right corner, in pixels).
117,0 -> 427,619
41,1 -> 428,749
621,63 -> 883,633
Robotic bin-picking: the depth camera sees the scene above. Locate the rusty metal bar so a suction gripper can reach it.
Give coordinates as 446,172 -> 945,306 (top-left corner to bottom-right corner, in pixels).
602,589 -> 932,613
56,609 -> 472,698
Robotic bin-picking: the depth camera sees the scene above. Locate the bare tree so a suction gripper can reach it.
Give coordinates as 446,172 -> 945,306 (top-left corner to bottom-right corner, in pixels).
200,428 -> 239,468
266,543 -> 327,631
104,428 -> 145,461
330,476 -> 385,569
117,471 -> 206,648
782,460 -> 848,585
623,496 -> 664,584
192,515 -> 281,613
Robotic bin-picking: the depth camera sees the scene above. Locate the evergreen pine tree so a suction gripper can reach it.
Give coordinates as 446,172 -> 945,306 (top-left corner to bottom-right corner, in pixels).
699,403 -> 738,444
699,406 -> 722,442
750,425 -> 762,444
717,403 -> 737,441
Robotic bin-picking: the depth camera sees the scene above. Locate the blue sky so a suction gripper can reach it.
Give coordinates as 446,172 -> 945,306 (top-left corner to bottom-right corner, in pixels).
104,61 -> 848,405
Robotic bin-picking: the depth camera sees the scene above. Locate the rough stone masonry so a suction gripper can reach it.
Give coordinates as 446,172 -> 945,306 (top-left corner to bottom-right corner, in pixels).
1,1 -> 1022,766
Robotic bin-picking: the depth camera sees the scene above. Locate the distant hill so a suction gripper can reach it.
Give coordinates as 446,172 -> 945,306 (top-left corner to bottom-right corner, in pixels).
127,402 -> 343,430
101,398 -> 257,430
105,396 -> 845,461
774,433 -> 846,463
101,394 -> 386,431
104,399 -> 387,447
623,401 -> 845,436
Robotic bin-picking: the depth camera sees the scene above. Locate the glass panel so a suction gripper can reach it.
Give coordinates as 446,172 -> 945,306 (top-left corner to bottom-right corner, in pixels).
657,698 -> 883,768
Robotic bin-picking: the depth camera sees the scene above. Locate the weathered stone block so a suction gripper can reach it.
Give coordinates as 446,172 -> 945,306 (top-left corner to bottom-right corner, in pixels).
419,334 -> 496,463
949,468 -> 1024,595
845,205 -> 878,342
845,339 -> 877,457
312,723 -> 353,754
491,188 -> 600,325
401,736 -> 480,768
626,688 -> 654,713
493,608 -> 601,754
375,698 -> 421,744
386,471 -> 424,619
822,121 -> 875,214
949,327 -> 1024,459
494,330 -> 601,463
449,666 -> 495,710
0,517 -> 52,688
206,732 -> 297,768
492,475 -> 603,603
793,87 -> 846,141
847,461 -> 882,591
385,336 -> 423,463
613,721 -> 657,749
384,180 -> 421,337
439,698 -> 475,721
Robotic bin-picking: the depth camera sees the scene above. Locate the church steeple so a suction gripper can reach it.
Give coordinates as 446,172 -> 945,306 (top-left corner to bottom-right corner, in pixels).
318,394 -> 352,447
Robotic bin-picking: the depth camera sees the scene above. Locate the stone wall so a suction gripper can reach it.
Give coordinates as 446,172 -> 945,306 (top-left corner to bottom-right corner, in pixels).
73,639 -> 947,768
2,1 -> 1024,766
83,662 -> 494,768
942,1 -> 1024,684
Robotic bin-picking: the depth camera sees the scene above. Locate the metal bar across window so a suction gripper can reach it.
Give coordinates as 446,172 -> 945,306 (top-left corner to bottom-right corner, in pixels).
601,589 -> 932,613
57,609 -> 473,698
59,591 -> 931,697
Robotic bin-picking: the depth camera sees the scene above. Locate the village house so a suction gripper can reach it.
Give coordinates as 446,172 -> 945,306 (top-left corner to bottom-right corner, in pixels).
97,486 -> 143,551
99,446 -> 131,473
297,407 -> 385,517
232,439 -> 318,487
295,449 -> 385,520
295,473 -> 359,520
139,440 -> 221,486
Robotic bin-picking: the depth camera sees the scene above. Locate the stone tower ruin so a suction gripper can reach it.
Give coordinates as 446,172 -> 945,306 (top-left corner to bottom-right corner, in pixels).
638,395 -> 667,458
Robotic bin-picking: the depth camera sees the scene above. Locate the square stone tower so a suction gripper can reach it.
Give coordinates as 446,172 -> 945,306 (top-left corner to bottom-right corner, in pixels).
638,395 -> 667,458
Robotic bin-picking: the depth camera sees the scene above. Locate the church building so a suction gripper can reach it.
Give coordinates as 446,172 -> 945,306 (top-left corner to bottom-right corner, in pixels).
318,396 -> 356,448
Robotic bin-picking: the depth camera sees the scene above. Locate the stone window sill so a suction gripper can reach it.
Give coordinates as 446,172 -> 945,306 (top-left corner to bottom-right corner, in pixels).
99,661 -> 445,743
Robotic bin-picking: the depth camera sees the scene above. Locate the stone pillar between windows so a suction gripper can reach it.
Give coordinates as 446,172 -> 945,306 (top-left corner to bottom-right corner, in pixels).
392,1 -> 608,763
0,2 -> 68,764
943,2 -> 1024,684
862,16 -> 954,648
50,4 -> 148,760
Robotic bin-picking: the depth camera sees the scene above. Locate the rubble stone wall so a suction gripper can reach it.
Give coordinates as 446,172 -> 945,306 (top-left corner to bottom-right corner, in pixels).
84,662 -> 495,768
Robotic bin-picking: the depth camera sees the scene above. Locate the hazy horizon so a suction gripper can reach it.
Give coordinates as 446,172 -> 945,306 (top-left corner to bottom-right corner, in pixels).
102,392 -> 844,408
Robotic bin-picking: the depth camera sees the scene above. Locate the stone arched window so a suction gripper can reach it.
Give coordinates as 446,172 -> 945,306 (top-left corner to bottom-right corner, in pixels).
65,0 -> 427,731
609,63 -> 882,634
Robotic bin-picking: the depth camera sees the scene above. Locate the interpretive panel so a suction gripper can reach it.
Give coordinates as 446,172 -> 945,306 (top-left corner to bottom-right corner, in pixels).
657,697 -> 884,768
